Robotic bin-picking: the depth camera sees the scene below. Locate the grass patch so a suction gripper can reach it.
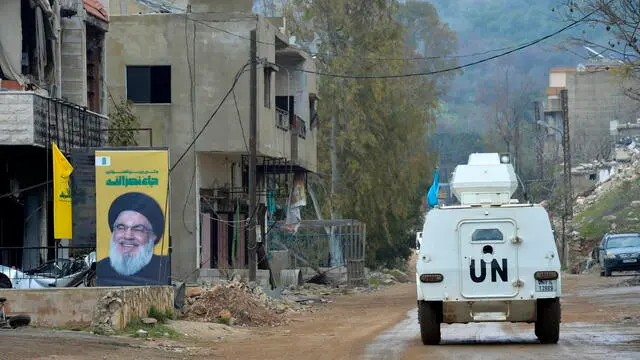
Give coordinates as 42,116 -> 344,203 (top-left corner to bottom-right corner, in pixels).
574,179 -> 640,238
147,305 -> 174,324
369,277 -> 381,287
121,317 -> 180,339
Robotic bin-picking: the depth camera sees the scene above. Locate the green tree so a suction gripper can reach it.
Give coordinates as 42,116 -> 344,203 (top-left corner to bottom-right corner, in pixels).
284,0 -> 456,267
108,99 -> 140,147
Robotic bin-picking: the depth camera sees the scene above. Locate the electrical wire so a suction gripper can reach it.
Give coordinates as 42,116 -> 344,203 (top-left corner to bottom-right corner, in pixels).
182,15 -> 198,235
187,16 -> 276,46
350,43 -> 532,62
274,6 -> 605,79
169,61 -> 250,173
232,89 -> 250,153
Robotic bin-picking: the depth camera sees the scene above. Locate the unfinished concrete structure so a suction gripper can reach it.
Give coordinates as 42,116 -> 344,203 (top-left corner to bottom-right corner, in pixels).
0,0 -> 109,270
106,0 -> 318,283
543,65 -> 640,164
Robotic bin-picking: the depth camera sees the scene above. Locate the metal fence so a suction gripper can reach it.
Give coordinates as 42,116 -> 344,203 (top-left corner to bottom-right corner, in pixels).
267,219 -> 366,287
33,94 -> 108,152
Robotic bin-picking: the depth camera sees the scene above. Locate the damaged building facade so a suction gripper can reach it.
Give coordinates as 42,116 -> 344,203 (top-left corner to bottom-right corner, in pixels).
106,0 -> 318,283
0,0 -> 109,270
542,63 -> 640,165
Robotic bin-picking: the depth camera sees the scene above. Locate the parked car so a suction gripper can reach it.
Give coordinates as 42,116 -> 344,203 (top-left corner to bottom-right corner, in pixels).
597,233 -> 640,276
0,252 -> 96,289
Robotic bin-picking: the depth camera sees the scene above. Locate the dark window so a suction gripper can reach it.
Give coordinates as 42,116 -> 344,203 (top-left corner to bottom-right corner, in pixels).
472,228 -> 504,242
126,65 -> 171,104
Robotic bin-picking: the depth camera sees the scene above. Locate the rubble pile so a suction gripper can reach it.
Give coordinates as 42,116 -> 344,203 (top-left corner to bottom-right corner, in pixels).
555,143 -> 640,272
182,267 -> 410,326
184,280 -> 284,327
368,268 -> 412,286
573,157 -> 640,216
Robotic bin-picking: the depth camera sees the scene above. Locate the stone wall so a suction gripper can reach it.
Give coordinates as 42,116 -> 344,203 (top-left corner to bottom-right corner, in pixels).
0,92 -> 35,145
0,286 -> 173,329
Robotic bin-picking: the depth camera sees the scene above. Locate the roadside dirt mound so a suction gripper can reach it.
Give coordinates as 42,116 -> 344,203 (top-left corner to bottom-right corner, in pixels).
184,281 -> 284,327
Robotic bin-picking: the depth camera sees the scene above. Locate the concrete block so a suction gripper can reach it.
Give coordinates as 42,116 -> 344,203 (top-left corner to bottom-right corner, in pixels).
61,42 -> 83,54
17,94 -> 34,104
0,94 -> 19,104
61,54 -> 84,68
62,67 -> 86,80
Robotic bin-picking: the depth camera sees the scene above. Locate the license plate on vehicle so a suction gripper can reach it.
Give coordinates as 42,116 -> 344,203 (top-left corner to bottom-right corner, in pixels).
536,280 -> 556,292
622,259 -> 637,263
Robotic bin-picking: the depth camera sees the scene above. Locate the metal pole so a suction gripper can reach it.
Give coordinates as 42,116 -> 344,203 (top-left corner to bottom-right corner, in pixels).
534,101 -> 543,180
561,89 -> 572,268
248,29 -> 258,282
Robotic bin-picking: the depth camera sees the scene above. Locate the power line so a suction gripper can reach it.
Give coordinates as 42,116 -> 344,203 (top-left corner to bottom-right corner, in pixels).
169,61 -> 250,173
186,16 -> 276,46
232,89 -> 250,153
0,180 -> 52,200
275,7 -> 603,79
357,44 -> 531,62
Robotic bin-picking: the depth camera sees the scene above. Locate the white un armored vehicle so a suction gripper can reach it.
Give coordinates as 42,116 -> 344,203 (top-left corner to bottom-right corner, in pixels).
416,153 -> 561,345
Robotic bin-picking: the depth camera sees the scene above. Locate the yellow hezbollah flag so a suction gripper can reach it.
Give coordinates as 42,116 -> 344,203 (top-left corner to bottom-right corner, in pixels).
53,143 -> 73,239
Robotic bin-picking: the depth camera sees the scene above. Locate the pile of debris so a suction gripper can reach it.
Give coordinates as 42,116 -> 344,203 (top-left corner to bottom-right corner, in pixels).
368,268 -> 411,286
184,280 -> 285,327
556,147 -> 640,272
573,157 -> 640,216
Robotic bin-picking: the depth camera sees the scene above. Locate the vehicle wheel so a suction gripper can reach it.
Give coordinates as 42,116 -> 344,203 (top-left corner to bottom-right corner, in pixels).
8,314 -> 31,329
535,298 -> 560,344
0,274 -> 12,288
599,270 -> 605,277
604,268 -> 612,277
418,301 -> 441,345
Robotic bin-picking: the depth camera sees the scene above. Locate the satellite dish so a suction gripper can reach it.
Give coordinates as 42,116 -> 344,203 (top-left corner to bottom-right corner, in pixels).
577,63 -> 586,72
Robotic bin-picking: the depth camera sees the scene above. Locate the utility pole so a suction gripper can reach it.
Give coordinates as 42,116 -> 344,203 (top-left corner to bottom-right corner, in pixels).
560,89 -> 572,268
534,101 -> 543,180
248,29 -> 258,282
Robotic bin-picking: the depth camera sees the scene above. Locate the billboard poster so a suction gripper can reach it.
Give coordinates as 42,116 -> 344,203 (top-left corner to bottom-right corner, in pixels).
95,149 -> 170,286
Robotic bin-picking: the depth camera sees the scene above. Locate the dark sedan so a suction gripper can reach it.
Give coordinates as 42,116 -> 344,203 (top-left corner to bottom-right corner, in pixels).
598,233 -> 640,276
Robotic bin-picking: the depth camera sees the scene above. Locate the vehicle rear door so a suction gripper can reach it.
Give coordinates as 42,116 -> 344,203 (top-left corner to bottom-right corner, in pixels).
459,219 -> 519,298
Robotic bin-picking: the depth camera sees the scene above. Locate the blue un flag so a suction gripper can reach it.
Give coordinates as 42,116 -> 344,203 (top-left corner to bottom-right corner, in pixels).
427,168 -> 440,208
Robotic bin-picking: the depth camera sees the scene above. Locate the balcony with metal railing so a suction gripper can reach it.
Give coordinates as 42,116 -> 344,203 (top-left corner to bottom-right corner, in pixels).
0,92 -> 108,152
275,107 -> 289,130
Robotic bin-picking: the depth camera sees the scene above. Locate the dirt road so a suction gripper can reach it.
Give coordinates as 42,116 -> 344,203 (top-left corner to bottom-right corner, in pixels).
367,271 -> 640,360
0,270 -> 638,360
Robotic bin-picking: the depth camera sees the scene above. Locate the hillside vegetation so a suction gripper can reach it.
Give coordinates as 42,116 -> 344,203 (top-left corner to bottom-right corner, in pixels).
573,179 -> 640,239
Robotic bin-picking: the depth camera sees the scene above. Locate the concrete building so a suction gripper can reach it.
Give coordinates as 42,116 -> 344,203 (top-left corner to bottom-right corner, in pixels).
0,0 -> 109,270
542,65 -> 640,163
106,0 -> 318,282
